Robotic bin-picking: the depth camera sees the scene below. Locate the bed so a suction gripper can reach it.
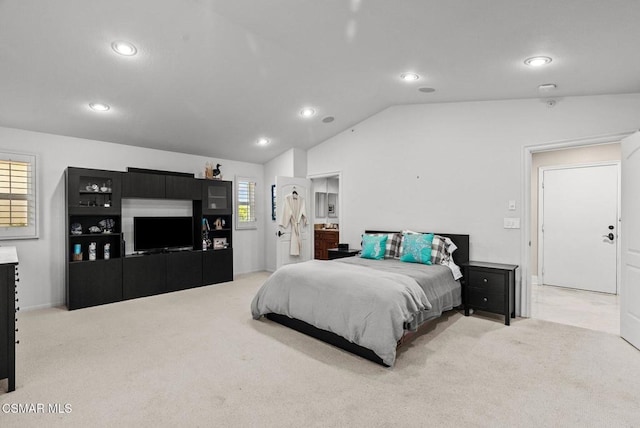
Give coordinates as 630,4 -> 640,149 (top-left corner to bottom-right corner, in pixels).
251,231 -> 469,366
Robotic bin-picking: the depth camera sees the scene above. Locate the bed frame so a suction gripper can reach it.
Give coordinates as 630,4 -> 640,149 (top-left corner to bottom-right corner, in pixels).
265,231 -> 470,366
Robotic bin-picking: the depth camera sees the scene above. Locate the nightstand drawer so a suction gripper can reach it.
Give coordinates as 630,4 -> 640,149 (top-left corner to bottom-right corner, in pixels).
467,270 -> 505,294
467,288 -> 504,313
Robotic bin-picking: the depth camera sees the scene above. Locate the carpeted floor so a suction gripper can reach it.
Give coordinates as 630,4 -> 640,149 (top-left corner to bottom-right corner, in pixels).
1,271 -> 639,427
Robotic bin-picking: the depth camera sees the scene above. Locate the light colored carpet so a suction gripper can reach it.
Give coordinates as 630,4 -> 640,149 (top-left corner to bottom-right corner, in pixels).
1,271 -> 639,427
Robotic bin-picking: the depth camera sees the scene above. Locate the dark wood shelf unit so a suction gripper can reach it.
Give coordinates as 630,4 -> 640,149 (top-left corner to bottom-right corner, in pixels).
66,167 -> 234,310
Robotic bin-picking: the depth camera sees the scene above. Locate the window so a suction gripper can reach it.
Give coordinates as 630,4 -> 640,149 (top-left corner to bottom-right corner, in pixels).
236,176 -> 257,230
0,152 -> 37,239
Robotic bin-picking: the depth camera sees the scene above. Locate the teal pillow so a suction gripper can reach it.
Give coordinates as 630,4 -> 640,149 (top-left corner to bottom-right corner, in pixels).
400,233 -> 434,264
361,234 -> 388,260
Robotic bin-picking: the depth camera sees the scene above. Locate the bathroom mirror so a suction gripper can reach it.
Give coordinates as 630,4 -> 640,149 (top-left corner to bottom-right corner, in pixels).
315,192 -> 327,217
327,193 -> 338,218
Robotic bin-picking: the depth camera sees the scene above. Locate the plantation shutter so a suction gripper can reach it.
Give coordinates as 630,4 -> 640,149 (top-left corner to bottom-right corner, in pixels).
236,177 -> 257,230
0,152 -> 37,239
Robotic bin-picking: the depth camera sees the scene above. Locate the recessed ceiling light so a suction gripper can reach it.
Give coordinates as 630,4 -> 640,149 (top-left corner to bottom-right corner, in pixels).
299,107 -> 316,118
322,116 -> 335,123
538,83 -> 557,91
418,87 -> 436,93
257,137 -> 270,146
400,72 -> 420,81
524,56 -> 552,67
111,41 -> 137,56
89,102 -> 110,112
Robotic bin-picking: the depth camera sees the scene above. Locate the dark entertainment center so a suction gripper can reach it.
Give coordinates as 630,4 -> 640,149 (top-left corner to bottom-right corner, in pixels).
65,167 -> 233,310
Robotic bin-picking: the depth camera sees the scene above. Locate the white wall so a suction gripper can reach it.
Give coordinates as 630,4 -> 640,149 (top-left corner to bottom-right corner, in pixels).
0,126 -> 265,309
307,94 -> 640,273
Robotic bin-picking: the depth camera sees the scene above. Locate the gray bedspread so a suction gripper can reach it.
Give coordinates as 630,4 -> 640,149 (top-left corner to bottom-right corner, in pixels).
250,257 -> 461,366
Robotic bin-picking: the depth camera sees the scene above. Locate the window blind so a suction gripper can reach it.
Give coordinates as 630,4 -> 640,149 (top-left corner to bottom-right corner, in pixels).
0,153 -> 37,239
236,177 -> 257,230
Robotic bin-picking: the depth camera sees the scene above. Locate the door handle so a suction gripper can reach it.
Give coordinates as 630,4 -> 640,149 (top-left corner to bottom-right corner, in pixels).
276,230 -> 284,237
602,233 -> 614,241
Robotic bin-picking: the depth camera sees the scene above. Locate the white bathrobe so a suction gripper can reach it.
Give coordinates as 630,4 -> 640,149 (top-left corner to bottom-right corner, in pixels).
280,193 -> 307,256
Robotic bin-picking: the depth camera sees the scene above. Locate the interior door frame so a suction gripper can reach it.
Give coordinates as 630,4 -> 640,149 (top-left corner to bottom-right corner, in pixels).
537,161 -> 621,292
308,171 -> 343,252
521,130 -> 635,318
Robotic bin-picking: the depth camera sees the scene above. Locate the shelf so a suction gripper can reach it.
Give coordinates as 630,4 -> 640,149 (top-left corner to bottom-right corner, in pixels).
79,191 -> 112,195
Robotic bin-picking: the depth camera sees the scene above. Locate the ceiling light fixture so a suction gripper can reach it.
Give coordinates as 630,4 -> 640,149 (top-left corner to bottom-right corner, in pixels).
400,72 -> 420,81
257,137 -> 270,146
538,83 -> 557,91
524,56 -> 552,67
111,41 -> 137,56
418,87 -> 436,93
322,116 -> 335,123
89,102 -> 110,112
299,107 -> 316,118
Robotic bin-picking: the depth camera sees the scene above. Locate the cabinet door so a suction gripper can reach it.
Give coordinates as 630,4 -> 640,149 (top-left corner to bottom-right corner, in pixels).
202,181 -> 232,214
166,176 -> 201,200
123,172 -> 165,198
67,167 -> 122,215
68,259 -> 123,309
123,254 -> 167,299
166,251 -> 202,291
202,249 -> 233,284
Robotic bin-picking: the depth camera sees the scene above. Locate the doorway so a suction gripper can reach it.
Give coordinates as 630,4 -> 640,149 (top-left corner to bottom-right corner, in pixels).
309,173 -> 341,260
526,141 -> 623,334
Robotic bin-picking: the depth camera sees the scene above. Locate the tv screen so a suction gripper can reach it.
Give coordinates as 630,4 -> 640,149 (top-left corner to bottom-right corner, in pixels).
134,216 -> 193,252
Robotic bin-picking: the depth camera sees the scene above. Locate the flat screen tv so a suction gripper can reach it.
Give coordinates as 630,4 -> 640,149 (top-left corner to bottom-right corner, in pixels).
134,216 -> 193,252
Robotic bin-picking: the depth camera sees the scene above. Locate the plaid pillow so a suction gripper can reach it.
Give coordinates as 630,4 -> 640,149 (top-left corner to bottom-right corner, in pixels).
431,235 -> 450,264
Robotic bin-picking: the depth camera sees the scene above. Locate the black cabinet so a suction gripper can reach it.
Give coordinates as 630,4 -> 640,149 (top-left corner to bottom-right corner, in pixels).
203,249 -> 233,284
66,166 -> 234,310
166,176 -> 201,200
463,261 -> 518,326
66,167 -> 124,310
68,259 -> 123,309
123,170 -> 200,200
0,258 -> 18,392
123,172 -> 165,198
67,167 -> 122,215
123,254 -> 167,299
167,251 -> 203,292
202,180 -> 232,214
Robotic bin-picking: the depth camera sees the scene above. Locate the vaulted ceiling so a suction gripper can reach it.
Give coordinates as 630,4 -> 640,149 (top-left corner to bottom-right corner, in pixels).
1,0 -> 639,164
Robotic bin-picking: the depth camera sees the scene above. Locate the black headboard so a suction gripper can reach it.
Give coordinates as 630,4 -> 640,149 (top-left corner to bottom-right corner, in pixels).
364,230 -> 470,266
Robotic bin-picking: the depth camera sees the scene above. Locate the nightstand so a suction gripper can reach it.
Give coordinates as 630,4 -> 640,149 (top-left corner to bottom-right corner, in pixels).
463,261 -> 518,326
327,248 -> 360,260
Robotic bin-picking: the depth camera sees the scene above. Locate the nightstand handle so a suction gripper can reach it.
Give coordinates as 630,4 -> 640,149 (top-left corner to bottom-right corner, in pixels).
483,297 -> 488,302
483,278 -> 488,283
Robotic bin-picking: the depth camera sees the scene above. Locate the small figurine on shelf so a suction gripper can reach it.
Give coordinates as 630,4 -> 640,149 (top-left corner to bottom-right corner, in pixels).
214,217 -> 225,230
205,162 -> 213,179
212,163 -> 222,180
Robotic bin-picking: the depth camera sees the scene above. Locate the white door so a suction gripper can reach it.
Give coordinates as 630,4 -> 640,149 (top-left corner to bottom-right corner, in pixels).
275,176 -> 311,269
540,164 -> 619,293
621,131 -> 640,350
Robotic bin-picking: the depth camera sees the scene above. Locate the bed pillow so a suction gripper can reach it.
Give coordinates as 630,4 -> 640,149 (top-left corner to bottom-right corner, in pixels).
431,234 -> 452,264
397,229 -> 420,259
370,232 -> 402,259
361,234 -> 388,260
400,233 -> 434,264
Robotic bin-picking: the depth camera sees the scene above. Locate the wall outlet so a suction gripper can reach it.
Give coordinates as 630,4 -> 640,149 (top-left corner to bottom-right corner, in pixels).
504,217 -> 521,229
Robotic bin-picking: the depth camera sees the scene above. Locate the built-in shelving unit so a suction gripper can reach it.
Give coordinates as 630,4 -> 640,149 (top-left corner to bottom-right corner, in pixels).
65,166 -> 233,310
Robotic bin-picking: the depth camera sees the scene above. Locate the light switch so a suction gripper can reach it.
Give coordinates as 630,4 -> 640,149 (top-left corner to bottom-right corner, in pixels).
504,218 -> 521,229
508,200 -> 516,211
